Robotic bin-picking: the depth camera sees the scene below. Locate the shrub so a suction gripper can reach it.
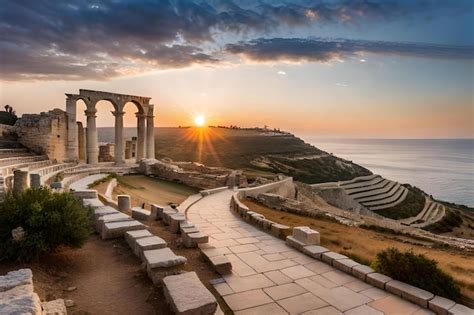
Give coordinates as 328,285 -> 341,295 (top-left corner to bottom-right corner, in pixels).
372,247 -> 461,300
0,187 -> 92,261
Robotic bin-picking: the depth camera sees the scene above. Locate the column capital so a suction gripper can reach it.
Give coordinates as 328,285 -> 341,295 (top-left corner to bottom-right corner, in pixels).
136,112 -> 147,118
84,109 -> 97,117
112,110 -> 125,117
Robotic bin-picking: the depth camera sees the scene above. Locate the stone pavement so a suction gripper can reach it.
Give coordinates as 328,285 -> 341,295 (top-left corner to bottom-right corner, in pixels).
186,189 -> 435,315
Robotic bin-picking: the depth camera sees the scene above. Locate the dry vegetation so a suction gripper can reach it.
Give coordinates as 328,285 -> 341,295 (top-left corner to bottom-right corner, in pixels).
242,199 -> 474,301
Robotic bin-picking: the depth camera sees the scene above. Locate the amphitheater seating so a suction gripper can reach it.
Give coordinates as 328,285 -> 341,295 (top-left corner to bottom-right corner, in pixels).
338,175 -> 408,211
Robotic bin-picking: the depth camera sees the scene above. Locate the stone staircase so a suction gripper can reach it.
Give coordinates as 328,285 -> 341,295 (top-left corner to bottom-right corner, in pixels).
339,175 -> 408,211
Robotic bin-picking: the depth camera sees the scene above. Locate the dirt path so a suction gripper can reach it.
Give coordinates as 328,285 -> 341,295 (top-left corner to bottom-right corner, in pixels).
0,235 -> 166,315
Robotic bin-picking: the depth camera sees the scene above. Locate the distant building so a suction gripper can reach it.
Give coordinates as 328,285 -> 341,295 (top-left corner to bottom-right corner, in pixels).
98,143 -> 115,162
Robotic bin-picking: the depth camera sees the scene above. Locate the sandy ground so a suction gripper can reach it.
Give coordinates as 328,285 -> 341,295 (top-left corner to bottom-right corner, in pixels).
243,198 -> 474,302
0,235 -> 164,315
112,175 -> 198,208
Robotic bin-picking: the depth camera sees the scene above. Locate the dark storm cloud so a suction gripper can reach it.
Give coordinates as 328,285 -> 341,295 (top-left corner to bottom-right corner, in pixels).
0,0 -> 471,80
225,38 -> 474,63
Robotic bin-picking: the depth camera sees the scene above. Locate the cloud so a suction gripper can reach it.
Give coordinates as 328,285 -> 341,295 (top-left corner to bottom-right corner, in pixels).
225,38 -> 474,63
0,0 -> 472,81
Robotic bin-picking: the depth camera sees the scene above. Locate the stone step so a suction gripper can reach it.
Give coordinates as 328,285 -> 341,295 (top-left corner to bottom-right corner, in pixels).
125,230 -> 153,249
134,236 -> 167,259
96,213 -> 133,234
143,248 -> 187,269
83,198 -> 104,209
169,213 -> 186,233
163,272 -> 217,315
369,188 -> 408,211
183,232 -> 209,248
345,178 -> 389,195
101,220 -> 147,240
93,206 -> 119,220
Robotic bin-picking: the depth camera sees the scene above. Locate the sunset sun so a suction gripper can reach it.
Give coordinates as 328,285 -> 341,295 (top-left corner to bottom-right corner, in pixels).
194,115 -> 205,127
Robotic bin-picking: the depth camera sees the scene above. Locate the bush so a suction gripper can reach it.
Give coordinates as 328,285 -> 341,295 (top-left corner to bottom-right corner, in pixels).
372,247 -> 461,300
0,187 -> 92,261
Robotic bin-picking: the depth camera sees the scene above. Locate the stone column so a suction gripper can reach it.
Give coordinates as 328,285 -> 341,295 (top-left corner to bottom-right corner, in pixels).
77,122 -> 86,163
136,113 -> 146,161
13,169 -> 29,195
30,173 -> 41,189
117,195 -> 131,213
85,108 -> 99,164
65,97 -> 78,161
146,108 -> 155,159
112,110 -> 125,165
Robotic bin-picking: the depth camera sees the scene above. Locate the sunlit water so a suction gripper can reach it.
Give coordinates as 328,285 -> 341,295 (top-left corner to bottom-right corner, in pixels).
303,138 -> 474,207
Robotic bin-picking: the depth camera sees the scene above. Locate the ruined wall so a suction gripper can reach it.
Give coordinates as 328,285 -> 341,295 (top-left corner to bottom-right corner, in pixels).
140,158 -> 247,190
13,109 -> 67,162
240,177 -> 295,199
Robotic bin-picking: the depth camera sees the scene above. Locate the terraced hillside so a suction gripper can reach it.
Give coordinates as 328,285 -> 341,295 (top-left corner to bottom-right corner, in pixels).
98,127 -> 372,183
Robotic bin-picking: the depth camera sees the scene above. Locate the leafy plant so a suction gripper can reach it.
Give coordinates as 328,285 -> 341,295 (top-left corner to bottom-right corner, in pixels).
372,247 -> 461,300
0,187 -> 91,261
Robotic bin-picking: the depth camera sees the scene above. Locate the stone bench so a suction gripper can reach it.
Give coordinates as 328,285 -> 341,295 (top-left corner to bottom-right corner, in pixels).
0,269 -> 41,315
133,236 -> 167,259
162,208 -> 179,225
96,212 -> 133,233
73,189 -> 98,200
183,232 -> 209,248
163,272 -> 217,315
287,226 -> 320,250
125,230 -> 153,249
132,207 -> 151,221
101,220 -> 147,240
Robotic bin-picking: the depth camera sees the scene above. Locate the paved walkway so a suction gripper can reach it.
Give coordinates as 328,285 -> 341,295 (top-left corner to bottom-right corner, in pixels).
186,189 -> 433,315
69,174 -> 108,191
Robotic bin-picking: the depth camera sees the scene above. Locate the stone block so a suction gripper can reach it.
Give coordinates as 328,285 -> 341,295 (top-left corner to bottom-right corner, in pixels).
150,204 -> 163,220
83,198 -> 104,209
134,236 -> 167,258
271,223 -> 291,239
42,299 -> 67,315
0,284 -> 41,315
169,214 -> 186,233
292,226 -> 320,245
448,304 -> 473,315
321,251 -> 348,265
428,296 -> 456,315
238,205 -> 249,216
182,226 -> 200,235
117,195 -> 131,213
366,273 -> 392,290
386,280 -> 434,308
125,230 -> 153,249
96,212 -> 133,233
333,258 -> 360,274
302,245 -> 329,259
183,232 -> 209,248
351,265 -> 375,281
73,189 -> 98,200
152,204 -> 165,220
162,209 -> 178,225
143,248 -> 187,269
163,272 -> 217,315
286,236 -> 307,250
0,269 -> 33,292
250,213 -> 265,224
261,219 -> 274,230
132,207 -> 151,221
208,255 -> 232,275
93,206 -> 119,220
101,220 -> 146,240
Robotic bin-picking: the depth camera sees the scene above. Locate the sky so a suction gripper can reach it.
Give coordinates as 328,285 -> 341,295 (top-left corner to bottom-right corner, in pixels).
0,0 -> 473,138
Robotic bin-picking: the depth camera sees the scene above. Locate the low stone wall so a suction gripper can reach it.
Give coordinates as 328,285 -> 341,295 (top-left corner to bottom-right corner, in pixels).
240,176 -> 295,199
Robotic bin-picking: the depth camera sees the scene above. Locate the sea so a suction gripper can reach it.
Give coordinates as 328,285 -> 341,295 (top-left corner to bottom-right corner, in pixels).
303,138 -> 474,207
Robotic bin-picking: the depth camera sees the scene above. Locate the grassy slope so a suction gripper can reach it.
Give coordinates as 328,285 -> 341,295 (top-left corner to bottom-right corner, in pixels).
152,127 -> 371,183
